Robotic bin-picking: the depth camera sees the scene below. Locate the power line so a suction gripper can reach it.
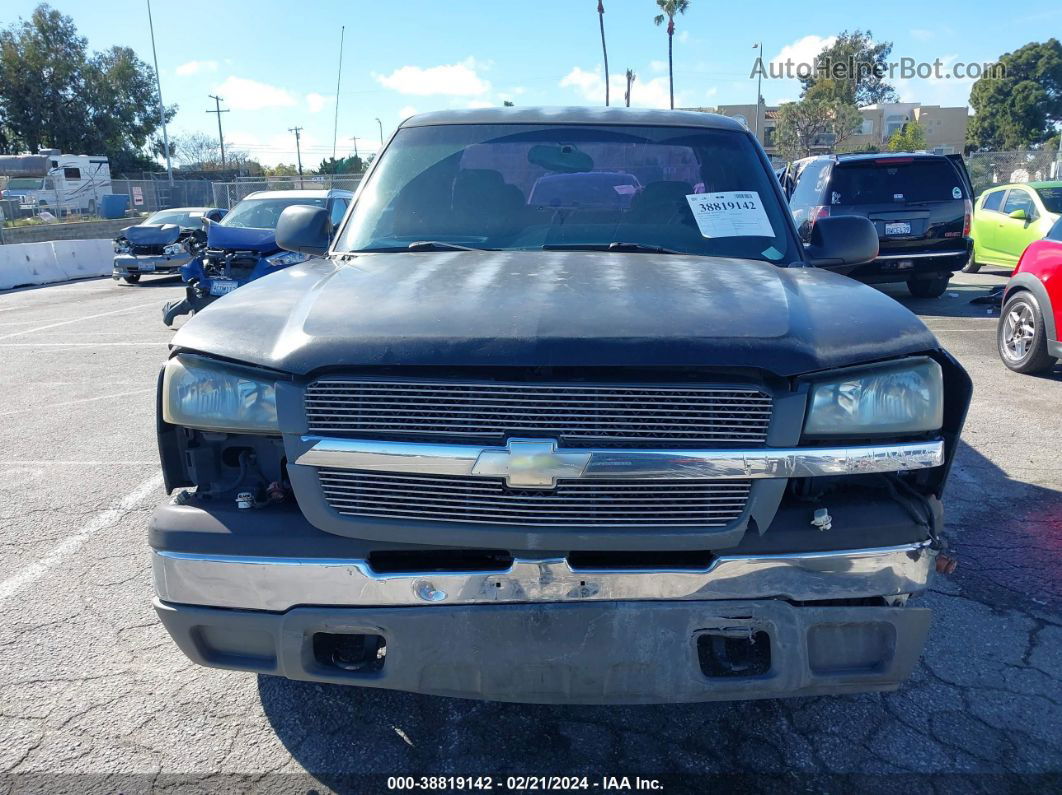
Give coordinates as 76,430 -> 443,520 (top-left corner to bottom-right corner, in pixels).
288,126 -> 304,176
206,95 -> 230,168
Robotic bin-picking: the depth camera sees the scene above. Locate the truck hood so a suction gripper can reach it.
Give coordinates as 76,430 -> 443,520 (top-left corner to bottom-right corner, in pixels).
205,224 -> 278,252
172,250 -> 939,377
121,224 -> 181,245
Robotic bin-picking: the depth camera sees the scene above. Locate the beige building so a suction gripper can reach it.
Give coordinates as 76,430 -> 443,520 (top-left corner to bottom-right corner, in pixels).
683,102 -> 969,160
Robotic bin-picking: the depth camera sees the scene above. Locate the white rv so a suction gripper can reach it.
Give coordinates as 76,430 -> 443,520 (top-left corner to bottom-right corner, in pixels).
0,149 -> 112,216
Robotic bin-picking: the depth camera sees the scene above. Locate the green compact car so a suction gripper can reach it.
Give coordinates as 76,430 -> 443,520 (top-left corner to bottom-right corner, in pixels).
966,181 -> 1062,273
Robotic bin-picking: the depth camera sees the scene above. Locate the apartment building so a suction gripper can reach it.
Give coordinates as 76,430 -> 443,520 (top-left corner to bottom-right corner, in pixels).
685,102 -> 969,160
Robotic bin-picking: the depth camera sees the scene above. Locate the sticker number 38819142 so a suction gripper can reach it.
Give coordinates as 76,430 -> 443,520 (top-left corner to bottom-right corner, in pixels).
685,191 -> 775,239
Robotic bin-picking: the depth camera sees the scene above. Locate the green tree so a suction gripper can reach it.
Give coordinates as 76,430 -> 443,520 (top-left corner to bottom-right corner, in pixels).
317,155 -> 363,174
266,163 -> 299,177
799,30 -> 898,106
967,39 -> 1062,151
653,0 -> 689,110
776,99 -> 862,161
597,1 -> 609,106
0,4 -> 175,172
886,120 -> 927,152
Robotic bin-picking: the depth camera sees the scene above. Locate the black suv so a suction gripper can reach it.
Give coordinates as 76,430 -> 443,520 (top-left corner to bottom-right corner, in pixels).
151,108 -> 971,704
783,152 -> 974,297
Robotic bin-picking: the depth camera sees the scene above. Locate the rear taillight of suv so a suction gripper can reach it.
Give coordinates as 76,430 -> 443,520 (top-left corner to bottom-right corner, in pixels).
809,205 -> 831,231
963,199 -> 972,237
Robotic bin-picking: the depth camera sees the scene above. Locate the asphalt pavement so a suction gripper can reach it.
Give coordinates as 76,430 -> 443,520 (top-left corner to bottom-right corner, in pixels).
0,268 -> 1059,792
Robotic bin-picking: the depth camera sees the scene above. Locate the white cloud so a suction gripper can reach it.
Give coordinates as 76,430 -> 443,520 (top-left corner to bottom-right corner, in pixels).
306,92 -> 332,113
175,60 -> 217,76
705,87 -> 718,99
465,100 -> 494,109
375,58 -> 490,96
560,66 -> 679,109
212,76 -> 296,111
676,30 -> 689,44
770,34 -> 837,72
398,105 -> 418,119
893,54 -> 976,107
649,60 -> 667,74
910,28 -> 934,42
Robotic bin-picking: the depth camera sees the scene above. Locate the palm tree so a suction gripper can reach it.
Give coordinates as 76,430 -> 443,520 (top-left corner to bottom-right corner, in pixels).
653,0 -> 689,109
624,69 -> 636,107
597,1 -> 610,106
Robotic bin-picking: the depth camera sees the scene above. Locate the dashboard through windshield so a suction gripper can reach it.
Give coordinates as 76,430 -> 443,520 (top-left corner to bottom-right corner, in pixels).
335,123 -> 799,263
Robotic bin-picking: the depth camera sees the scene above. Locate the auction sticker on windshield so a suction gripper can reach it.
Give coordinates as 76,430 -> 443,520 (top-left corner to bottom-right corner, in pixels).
685,191 -> 774,238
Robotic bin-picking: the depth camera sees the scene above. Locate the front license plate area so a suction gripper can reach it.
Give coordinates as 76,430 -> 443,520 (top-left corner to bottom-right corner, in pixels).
885,222 -> 912,236
209,280 -> 237,296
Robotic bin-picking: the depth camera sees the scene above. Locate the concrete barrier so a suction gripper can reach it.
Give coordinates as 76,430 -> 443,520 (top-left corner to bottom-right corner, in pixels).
0,238 -> 113,290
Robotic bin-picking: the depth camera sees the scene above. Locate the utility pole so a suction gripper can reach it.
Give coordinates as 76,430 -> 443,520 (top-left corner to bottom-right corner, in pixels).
349,137 -> 359,159
146,0 -> 173,185
375,117 -> 383,146
206,95 -> 229,169
288,126 -> 304,176
752,42 -> 764,143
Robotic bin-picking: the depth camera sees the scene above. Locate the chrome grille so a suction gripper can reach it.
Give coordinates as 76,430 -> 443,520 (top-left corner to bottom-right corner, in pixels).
318,468 -> 752,527
305,380 -> 773,446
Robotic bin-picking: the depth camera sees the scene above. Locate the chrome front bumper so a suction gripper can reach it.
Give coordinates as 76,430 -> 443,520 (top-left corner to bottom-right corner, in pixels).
153,541 -> 935,613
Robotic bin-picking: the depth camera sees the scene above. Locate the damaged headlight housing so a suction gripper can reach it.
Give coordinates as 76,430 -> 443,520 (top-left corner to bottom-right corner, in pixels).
264,251 -> 310,267
113,239 -> 131,254
163,242 -> 185,256
162,355 -> 279,433
803,358 -> 943,437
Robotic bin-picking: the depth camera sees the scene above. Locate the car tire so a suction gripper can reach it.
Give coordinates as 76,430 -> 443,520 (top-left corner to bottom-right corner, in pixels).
961,251 -> 981,273
123,274 -> 141,285
907,275 -> 949,298
998,291 -> 1057,375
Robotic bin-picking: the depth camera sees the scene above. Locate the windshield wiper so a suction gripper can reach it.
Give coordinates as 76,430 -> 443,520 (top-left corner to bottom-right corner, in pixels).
407,240 -> 493,251
541,242 -> 684,255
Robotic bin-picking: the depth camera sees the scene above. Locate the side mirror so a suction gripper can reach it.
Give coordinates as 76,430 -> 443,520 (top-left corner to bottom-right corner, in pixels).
804,215 -> 879,272
276,205 -> 331,257
1008,208 -> 1028,221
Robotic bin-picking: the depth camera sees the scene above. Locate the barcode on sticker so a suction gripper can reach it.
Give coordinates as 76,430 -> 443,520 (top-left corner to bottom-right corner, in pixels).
734,193 -> 753,199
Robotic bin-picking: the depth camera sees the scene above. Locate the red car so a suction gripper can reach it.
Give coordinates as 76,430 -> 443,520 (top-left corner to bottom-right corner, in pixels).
998,216 -> 1062,373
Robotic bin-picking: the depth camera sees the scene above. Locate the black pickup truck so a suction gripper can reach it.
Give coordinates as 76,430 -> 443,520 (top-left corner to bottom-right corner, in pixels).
151,107 -> 971,704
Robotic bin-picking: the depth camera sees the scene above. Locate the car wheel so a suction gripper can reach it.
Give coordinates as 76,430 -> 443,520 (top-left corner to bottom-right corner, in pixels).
122,274 -> 141,285
961,251 -> 981,273
907,275 -> 949,298
998,291 -> 1057,374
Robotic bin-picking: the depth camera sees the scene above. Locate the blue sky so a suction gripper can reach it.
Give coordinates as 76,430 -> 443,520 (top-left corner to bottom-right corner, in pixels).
5,0 -> 1060,166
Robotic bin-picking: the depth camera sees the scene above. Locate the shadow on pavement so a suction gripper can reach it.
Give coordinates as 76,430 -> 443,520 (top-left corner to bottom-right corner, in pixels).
257,440 -> 1062,784
875,276 -> 1009,320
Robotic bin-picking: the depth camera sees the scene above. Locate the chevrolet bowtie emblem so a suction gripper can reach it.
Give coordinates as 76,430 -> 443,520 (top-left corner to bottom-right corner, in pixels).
472,439 -> 592,489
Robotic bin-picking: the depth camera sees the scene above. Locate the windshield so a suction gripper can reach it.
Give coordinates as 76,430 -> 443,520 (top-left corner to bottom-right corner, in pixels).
220,197 -> 326,229
6,178 -> 44,190
830,159 -> 966,204
336,123 -> 798,262
1035,187 -> 1062,214
145,210 -> 205,228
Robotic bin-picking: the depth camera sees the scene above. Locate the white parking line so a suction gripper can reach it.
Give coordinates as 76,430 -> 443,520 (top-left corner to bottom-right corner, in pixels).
0,303 -> 155,342
0,342 -> 168,347
0,473 -> 163,605
0,388 -> 155,418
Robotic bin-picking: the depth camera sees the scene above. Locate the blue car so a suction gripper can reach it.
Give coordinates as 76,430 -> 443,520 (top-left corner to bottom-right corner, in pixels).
162,189 -> 352,326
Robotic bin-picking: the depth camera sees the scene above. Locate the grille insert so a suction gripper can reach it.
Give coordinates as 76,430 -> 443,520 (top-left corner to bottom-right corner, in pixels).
318,468 -> 752,527
305,380 -> 773,446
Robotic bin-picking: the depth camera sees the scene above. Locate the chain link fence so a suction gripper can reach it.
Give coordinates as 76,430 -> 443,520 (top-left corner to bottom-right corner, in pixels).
210,175 -> 364,209
111,178 -> 215,213
963,146 -> 1061,197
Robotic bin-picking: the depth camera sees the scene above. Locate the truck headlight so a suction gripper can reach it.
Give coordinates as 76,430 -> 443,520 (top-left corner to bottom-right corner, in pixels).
803,359 -> 943,437
162,355 -> 279,433
264,251 -> 310,267
163,242 -> 185,256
